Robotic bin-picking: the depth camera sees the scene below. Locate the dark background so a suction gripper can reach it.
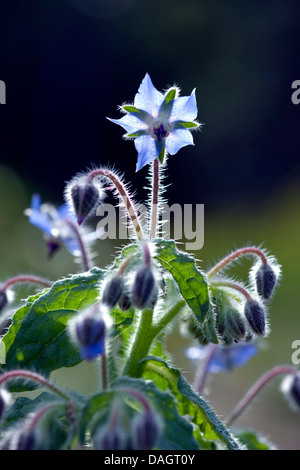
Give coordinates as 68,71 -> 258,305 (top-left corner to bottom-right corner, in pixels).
0,0 -> 300,449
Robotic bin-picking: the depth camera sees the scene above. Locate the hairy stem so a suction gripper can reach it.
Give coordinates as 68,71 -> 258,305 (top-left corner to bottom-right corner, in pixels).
1,275 -> 52,292
63,218 -> 91,272
88,168 -> 144,240
122,308 -> 154,378
0,370 -> 69,400
193,343 -> 219,394
123,299 -> 186,378
101,342 -> 108,391
212,280 -> 252,300
207,247 -> 268,279
226,365 -> 297,426
150,158 -> 160,239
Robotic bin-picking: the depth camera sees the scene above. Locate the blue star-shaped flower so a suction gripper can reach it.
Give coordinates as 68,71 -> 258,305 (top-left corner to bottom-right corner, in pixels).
186,343 -> 258,373
108,73 -> 201,172
25,194 -> 88,257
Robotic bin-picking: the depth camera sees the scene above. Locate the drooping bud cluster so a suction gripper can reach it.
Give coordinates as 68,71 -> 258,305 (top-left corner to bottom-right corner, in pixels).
101,242 -> 160,313
213,289 -> 248,345
93,393 -> 160,451
66,175 -> 105,226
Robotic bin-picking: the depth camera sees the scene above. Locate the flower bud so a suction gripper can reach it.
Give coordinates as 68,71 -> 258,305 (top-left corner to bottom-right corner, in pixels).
118,292 -> 132,311
102,276 -> 124,308
255,263 -> 278,300
16,429 -> 36,450
69,304 -> 108,360
132,266 -> 156,309
0,290 -> 8,313
281,373 -> 300,412
226,309 -> 246,342
70,178 -> 100,225
133,411 -> 160,450
244,299 -> 266,336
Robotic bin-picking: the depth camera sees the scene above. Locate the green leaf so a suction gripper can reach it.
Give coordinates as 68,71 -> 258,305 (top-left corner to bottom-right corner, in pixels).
80,376 -> 199,450
2,268 -> 105,380
142,357 -> 243,450
233,429 -> 276,450
154,239 -> 211,325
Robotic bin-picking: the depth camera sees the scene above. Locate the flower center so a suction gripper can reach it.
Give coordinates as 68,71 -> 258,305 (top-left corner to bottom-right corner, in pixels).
151,123 -> 169,141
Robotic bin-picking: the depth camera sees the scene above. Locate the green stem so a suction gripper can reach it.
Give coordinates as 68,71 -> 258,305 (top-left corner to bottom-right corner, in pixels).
151,299 -> 186,337
123,308 -> 154,377
123,299 -> 186,378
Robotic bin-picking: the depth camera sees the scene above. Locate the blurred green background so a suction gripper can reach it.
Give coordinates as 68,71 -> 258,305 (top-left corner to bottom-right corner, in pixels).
0,0 -> 300,450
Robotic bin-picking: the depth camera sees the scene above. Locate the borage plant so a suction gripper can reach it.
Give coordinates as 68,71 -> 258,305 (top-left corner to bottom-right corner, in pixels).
0,74 -> 299,451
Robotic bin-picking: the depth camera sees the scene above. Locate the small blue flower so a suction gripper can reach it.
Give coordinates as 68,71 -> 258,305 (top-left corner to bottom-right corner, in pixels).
108,73 -> 201,172
186,343 -> 258,373
25,194 -> 90,257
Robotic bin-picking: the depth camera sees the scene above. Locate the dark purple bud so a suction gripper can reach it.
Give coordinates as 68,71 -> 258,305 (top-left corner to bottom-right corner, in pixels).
289,374 -> 300,409
0,290 -> 8,313
71,180 -> 100,225
227,309 -> 246,342
133,411 -> 160,450
132,266 -> 156,309
73,307 -> 107,360
255,263 -> 277,300
46,238 -> 61,259
16,430 -> 36,450
118,292 -> 132,311
244,299 -> 266,336
102,276 -> 124,308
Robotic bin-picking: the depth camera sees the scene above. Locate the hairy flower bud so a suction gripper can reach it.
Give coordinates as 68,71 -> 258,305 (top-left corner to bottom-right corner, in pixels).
16,430 -> 36,450
226,309 -> 246,342
133,411 -> 160,450
0,290 -> 8,313
69,178 -> 101,225
102,276 -> 124,308
244,299 -> 266,336
69,304 -> 109,360
132,266 -> 156,309
255,263 -> 278,300
281,373 -> 300,412
118,292 -> 132,311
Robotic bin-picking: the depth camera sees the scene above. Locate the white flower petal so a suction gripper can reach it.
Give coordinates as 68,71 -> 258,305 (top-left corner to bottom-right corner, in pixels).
165,128 -> 194,155
170,89 -> 198,122
134,73 -> 165,117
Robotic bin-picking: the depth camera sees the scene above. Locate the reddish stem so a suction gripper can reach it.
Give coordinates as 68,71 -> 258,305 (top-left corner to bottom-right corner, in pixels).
207,247 -> 268,279
1,275 -> 52,292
